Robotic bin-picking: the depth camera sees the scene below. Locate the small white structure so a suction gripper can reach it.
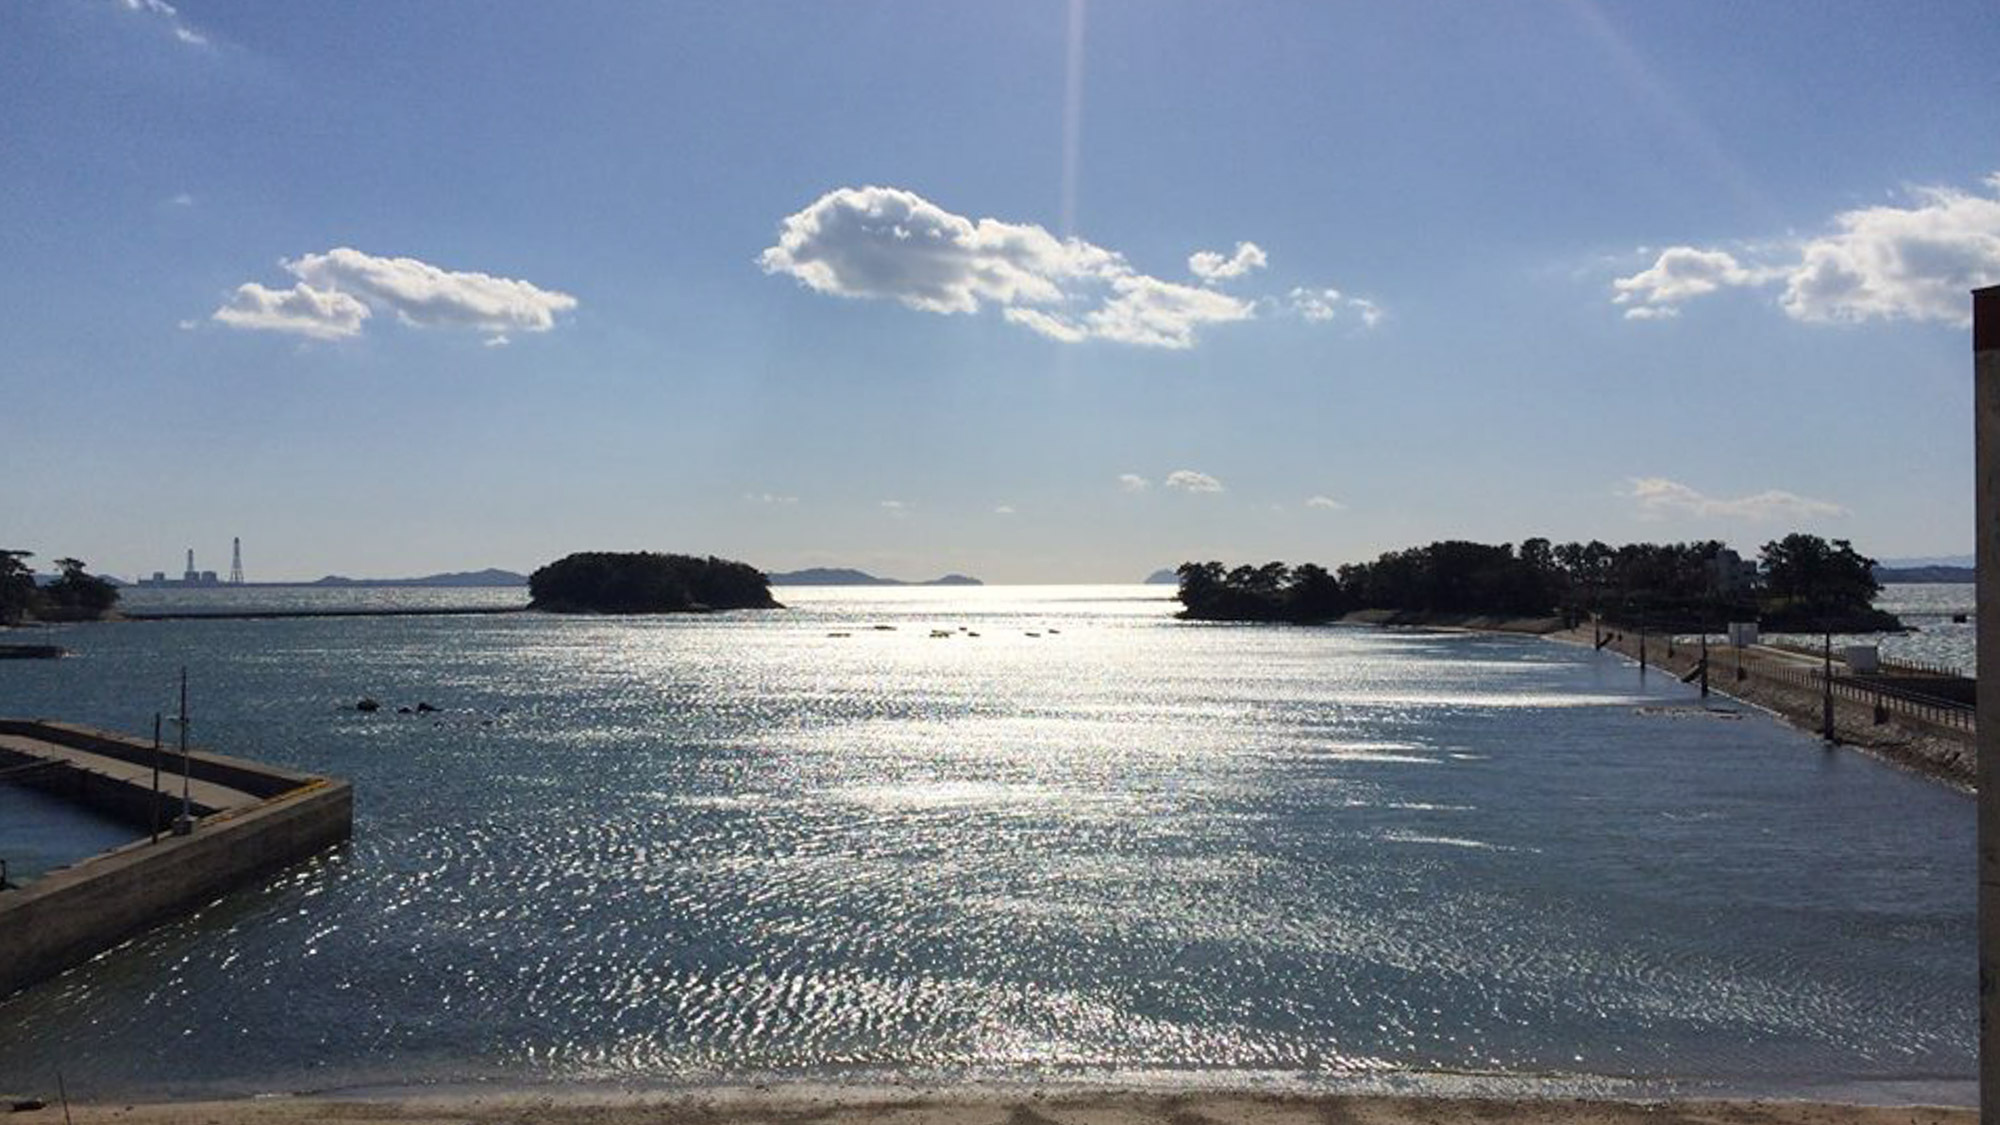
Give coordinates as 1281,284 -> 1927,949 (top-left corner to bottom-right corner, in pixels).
1843,645 -> 1881,674
1727,622 -> 1760,647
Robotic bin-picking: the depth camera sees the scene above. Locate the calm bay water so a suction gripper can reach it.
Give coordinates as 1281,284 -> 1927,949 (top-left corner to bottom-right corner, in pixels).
0,586 -> 1973,1102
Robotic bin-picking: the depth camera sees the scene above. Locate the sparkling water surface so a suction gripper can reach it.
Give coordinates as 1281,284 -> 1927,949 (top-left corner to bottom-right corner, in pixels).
1765,583 -> 1975,674
0,586 -> 1973,1102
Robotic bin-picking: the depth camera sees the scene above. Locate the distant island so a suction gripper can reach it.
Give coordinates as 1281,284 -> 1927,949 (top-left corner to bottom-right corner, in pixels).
1143,569 -> 1179,585
528,552 -> 780,614
1874,565 -> 1973,583
766,567 -> 981,587
1175,533 -> 1903,632
309,568 -> 528,588
3,550 -> 119,624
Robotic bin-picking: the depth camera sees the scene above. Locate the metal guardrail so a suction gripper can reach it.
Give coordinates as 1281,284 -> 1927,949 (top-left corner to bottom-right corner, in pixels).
1880,655 -> 1975,678
1594,623 -> 1975,735
1736,659 -> 1974,733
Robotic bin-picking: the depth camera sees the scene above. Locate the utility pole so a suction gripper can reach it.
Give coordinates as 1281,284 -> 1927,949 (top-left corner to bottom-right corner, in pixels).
150,712 -> 162,845
1699,631 -> 1709,699
1821,628 -> 1835,743
173,667 -> 193,836
1973,283 -> 1999,1124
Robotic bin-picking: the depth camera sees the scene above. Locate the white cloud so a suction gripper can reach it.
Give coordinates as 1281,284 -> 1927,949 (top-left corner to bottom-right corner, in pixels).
168,192 -> 194,207
1625,477 -> 1847,521
879,500 -> 910,516
759,186 -> 1255,349
1084,274 -> 1254,349
211,282 -> 370,340
1305,495 -> 1346,510
1003,307 -> 1088,343
1118,473 -> 1150,492
1286,287 -> 1384,328
289,249 -> 577,334
1188,241 -> 1267,283
1612,247 -> 1762,318
746,492 -> 799,505
1621,304 -> 1679,321
1611,173 -> 2000,325
117,0 -> 206,46
1165,469 -> 1224,494
993,504 -> 1016,515
1782,177 -> 2000,324
214,248 -> 576,342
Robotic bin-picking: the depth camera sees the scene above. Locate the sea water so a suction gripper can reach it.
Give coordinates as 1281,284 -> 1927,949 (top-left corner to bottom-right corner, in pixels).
0,586 -> 1973,1102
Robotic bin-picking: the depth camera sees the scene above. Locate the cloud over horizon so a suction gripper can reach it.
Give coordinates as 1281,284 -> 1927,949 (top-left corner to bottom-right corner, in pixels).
213,248 -> 577,342
758,186 -> 1260,349
1164,469 -> 1225,494
1625,477 -> 1847,521
1286,287 -> 1384,328
1613,173 -> 2000,324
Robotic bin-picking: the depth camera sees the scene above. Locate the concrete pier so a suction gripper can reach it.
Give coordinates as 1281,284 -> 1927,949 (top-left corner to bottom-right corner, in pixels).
0,720 -> 352,998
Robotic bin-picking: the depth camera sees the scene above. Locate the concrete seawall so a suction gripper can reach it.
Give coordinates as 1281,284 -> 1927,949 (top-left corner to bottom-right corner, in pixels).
1561,629 -> 1976,785
0,720 -> 352,998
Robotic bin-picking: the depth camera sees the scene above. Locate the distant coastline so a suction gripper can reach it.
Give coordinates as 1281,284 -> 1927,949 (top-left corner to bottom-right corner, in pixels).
131,568 -> 528,589
1875,565 -> 1974,583
767,567 -> 981,587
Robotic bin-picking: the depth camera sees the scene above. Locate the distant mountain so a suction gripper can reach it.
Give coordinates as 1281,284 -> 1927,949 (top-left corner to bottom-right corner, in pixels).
32,573 -> 128,587
311,568 -> 527,587
1144,569 -> 1179,585
1875,565 -> 1975,583
766,567 -> 983,587
1879,554 -> 1974,569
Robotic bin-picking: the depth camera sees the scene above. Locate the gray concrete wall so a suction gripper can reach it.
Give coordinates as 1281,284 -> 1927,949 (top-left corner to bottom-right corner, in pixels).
0,719 -> 315,799
0,745 -> 212,830
0,723 -> 352,999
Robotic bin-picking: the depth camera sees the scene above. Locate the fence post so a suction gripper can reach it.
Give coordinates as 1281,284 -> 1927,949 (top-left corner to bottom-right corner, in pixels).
1699,632 -> 1709,698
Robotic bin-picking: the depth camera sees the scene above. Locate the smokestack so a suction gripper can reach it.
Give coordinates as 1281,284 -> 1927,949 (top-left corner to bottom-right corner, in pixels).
183,548 -> 196,582
1976,284 -> 1999,1118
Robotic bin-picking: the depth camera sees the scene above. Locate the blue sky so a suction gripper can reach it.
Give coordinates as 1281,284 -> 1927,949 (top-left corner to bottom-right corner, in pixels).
3,1 -> 1996,583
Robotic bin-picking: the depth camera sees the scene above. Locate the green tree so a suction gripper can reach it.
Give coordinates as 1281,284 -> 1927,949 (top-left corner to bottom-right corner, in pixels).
0,549 -> 38,625
42,557 -> 119,617
1759,533 -> 1879,614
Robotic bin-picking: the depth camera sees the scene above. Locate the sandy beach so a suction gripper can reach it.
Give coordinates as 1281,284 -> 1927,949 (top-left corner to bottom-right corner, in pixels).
9,1088 -> 1973,1125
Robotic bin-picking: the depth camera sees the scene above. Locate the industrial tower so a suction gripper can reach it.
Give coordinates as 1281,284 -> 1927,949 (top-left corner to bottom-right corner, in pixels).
229,537 -> 244,585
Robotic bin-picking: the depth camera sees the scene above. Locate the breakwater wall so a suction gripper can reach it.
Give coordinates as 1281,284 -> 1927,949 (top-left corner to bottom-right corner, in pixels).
1340,610 -> 1566,634
1574,628 -> 1975,785
122,606 -> 526,621
0,720 -> 352,998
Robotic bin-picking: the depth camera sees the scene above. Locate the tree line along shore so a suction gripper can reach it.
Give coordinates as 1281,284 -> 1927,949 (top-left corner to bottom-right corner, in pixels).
1174,533 -> 1896,632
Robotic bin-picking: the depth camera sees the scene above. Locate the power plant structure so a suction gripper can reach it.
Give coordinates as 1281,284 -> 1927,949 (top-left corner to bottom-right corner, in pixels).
137,540 -> 245,588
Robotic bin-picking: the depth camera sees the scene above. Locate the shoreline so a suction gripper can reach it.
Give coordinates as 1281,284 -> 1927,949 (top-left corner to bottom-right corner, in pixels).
1538,625 -> 1975,786
12,1086 -> 1974,1125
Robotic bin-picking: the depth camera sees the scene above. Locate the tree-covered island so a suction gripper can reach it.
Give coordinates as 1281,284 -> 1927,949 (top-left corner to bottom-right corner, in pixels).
527,551 -> 781,614
1177,533 -> 1900,631
1,550 -> 120,625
